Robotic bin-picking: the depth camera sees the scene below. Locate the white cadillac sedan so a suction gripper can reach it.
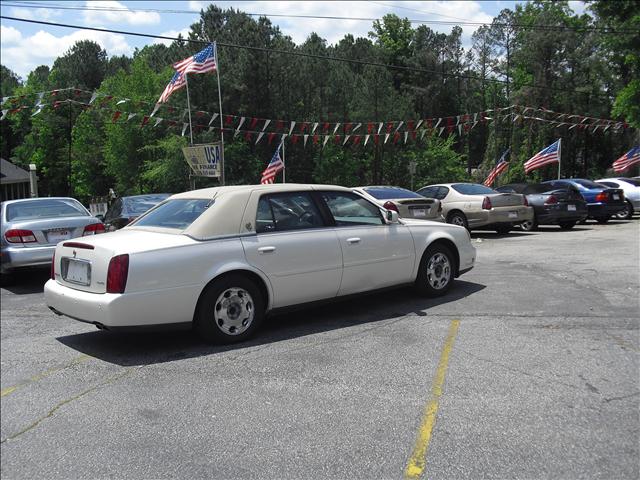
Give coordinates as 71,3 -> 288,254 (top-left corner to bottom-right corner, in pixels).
45,184 -> 476,344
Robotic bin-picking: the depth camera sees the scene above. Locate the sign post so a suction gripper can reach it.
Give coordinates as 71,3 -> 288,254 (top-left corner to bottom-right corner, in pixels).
182,143 -> 223,179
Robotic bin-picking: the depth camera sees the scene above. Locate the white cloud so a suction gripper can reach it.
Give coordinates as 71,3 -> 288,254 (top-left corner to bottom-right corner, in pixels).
153,29 -> 191,46
1,25 -> 132,78
8,6 -> 63,21
568,1 -> 588,15
83,0 -> 161,26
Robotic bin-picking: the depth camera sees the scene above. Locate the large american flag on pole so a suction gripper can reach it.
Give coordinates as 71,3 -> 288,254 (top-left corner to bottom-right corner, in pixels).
524,140 -> 560,174
157,70 -> 186,103
173,43 -> 217,75
483,148 -> 510,187
612,146 -> 640,173
261,143 -> 284,184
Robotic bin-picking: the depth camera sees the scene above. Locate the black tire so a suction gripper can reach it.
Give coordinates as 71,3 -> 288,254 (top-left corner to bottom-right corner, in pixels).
495,225 -> 511,234
559,221 -> 576,230
194,273 -> 265,344
614,201 -> 633,220
520,218 -> 538,231
415,244 -> 455,297
596,216 -> 609,224
446,211 -> 469,230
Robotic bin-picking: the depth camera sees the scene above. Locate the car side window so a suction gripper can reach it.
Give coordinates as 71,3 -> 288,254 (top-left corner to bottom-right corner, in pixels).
320,191 -> 384,226
256,192 -> 324,233
418,187 -> 436,198
436,187 -> 449,200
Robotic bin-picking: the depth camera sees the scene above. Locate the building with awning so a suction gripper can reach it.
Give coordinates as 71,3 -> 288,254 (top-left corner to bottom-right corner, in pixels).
1,158 -> 31,201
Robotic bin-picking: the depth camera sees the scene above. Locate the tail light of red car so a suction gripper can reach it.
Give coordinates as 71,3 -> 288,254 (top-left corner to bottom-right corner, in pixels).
383,201 -> 399,212
482,197 -> 492,210
106,254 -> 129,294
544,195 -> 558,205
82,223 -> 105,236
595,192 -> 608,202
5,229 -> 37,243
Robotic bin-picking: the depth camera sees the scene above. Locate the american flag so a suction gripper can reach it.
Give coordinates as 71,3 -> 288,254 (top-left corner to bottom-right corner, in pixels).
612,146 -> 640,173
157,70 -> 186,103
524,140 -> 560,174
173,43 -> 217,75
483,148 -> 510,187
260,143 -> 284,184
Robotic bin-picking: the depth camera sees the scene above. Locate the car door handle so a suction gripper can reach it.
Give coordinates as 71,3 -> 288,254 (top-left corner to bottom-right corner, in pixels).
258,246 -> 276,254
346,237 -> 361,244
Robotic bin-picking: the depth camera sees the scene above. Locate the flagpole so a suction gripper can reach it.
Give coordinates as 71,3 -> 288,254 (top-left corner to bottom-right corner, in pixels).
214,42 -> 225,186
184,75 -> 194,145
282,138 -> 286,183
557,138 -> 561,179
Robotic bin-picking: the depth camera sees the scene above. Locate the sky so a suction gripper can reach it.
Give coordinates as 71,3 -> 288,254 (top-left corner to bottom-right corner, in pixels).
1,0 -> 588,80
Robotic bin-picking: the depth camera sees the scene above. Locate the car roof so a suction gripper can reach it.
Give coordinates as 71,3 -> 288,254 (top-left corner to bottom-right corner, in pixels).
1,197 -> 82,206
170,183 -> 351,200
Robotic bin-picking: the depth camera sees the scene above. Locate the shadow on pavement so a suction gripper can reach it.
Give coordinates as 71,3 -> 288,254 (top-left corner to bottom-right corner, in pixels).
56,279 -> 485,367
1,268 -> 50,294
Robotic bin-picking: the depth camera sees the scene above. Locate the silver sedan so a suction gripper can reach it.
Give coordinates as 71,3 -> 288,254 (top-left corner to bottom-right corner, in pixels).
1,197 -> 105,281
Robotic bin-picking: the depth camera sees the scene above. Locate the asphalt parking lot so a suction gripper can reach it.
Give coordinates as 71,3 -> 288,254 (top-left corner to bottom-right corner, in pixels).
1,219 -> 638,480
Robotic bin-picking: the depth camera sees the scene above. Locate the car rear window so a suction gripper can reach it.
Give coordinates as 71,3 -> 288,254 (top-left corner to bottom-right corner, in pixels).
572,179 -> 603,189
5,199 -> 89,221
452,183 -> 496,195
132,199 -> 212,230
362,187 -> 424,200
124,195 -> 171,215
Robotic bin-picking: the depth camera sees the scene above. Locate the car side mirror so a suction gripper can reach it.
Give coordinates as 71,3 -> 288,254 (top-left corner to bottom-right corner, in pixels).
385,210 -> 399,224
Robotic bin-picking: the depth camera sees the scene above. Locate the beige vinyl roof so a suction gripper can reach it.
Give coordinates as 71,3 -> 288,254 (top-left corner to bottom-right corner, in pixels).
167,183 -> 353,240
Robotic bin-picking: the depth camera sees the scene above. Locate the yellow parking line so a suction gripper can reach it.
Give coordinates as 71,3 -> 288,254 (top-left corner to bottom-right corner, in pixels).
404,319 -> 460,479
1,354 -> 91,397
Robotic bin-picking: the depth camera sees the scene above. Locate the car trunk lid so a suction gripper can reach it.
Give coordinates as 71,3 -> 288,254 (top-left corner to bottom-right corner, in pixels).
395,198 -> 440,219
487,193 -> 524,208
6,217 -> 98,247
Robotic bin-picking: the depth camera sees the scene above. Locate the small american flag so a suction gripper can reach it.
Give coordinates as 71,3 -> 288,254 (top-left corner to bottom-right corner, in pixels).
157,70 -> 186,104
261,143 -> 284,184
612,146 -> 640,173
483,148 -> 510,187
524,140 -> 560,174
173,43 -> 217,75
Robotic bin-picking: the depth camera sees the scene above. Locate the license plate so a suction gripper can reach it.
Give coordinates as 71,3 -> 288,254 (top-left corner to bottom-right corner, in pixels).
568,204 -> 576,211
65,259 -> 90,285
412,208 -> 427,217
48,230 -> 71,243
613,194 -> 619,200
508,212 -> 518,219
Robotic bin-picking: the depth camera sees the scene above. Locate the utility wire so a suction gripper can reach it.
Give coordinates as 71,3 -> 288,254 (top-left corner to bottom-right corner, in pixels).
3,1 -> 638,34
0,15 -> 616,98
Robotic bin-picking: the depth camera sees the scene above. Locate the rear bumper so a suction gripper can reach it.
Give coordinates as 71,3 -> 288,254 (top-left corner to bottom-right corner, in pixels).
535,205 -> 588,225
1,245 -> 55,271
586,203 -> 626,218
44,279 -> 200,328
467,206 -> 533,228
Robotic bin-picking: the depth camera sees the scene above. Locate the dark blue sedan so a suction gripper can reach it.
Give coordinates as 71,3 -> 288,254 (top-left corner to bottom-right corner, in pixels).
541,179 -> 626,223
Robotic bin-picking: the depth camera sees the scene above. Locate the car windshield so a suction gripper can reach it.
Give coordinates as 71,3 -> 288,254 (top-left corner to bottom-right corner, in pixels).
362,187 -> 424,200
571,179 -> 603,189
132,199 -> 213,230
452,183 -> 496,195
125,195 -> 171,215
5,199 -> 89,221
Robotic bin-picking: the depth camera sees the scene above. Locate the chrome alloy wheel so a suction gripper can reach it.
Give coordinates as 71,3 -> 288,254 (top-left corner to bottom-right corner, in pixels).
520,219 -> 534,231
450,215 -> 465,227
426,252 -> 451,290
213,287 -> 254,336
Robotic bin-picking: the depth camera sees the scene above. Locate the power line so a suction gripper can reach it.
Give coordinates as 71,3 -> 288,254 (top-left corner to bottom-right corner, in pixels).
0,15 -> 616,98
3,1 -> 638,34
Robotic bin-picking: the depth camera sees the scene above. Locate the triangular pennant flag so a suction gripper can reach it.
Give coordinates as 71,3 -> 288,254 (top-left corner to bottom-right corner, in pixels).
141,115 -> 150,126
367,122 -> 374,134
88,91 -> 98,105
394,121 -> 404,133
457,124 -> 462,135
111,111 -> 122,122
208,113 -> 219,126
404,132 -> 408,144
116,99 -> 128,105
353,123 -> 362,133
256,132 -> 265,144
374,134 -> 379,145
224,115 -> 234,126
31,105 -> 44,117
235,117 -> 246,137
323,122 -> 330,133
393,132 -> 400,144
323,136 -> 330,148
439,127 -> 445,136
313,134 -> 319,145
434,118 -> 442,128
268,132 -> 276,145
353,136 -> 361,145
303,134 -> 309,147
291,135 -> 299,145
364,134 -> 370,146
334,135 -> 341,145
262,119 -> 271,131
154,117 -> 163,127
420,129 -> 427,140
377,122 -> 383,134
386,122 -> 394,134
344,123 -> 352,134
249,117 -> 258,129
244,131 -> 252,141
332,123 -> 341,135
126,113 -> 136,122
384,133 -> 390,144
343,135 -> 350,145
311,122 -> 318,134
35,92 -> 45,106
415,119 -> 423,130
288,121 -> 296,136
149,103 -> 161,117
181,123 -> 188,136
1,109 -> 8,120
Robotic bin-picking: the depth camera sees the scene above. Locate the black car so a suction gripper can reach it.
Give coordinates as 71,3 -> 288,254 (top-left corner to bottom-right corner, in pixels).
541,179 -> 626,223
495,183 -> 587,231
102,194 -> 170,231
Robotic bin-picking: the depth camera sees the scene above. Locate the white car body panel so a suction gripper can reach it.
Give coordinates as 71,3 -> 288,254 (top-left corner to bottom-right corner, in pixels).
596,178 -> 640,209
45,184 -> 475,330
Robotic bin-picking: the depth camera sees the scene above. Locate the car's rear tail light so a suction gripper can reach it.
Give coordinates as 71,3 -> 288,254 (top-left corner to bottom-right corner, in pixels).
595,192 -> 608,202
383,201 -> 399,212
5,229 -> 37,243
51,251 -> 56,280
523,196 -> 529,206
544,195 -> 558,205
482,197 -> 492,210
62,242 -> 95,250
106,254 -> 129,294
83,223 -> 105,236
